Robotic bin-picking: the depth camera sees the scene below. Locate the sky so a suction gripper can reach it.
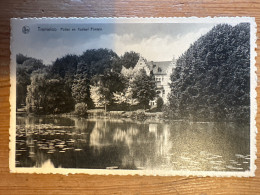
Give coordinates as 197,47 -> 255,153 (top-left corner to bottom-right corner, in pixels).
14,22 -> 217,65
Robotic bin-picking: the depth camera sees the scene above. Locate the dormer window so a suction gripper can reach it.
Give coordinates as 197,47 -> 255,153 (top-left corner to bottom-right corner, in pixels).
158,67 -> 162,72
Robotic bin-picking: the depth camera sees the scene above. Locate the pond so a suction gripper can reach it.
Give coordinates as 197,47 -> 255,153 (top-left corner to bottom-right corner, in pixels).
15,115 -> 250,171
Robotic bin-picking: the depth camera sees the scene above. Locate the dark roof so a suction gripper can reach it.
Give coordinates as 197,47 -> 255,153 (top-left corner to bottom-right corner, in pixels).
147,61 -> 172,75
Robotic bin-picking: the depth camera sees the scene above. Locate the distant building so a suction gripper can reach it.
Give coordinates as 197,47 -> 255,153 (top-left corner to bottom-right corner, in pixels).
130,55 -> 176,106
133,56 -> 151,76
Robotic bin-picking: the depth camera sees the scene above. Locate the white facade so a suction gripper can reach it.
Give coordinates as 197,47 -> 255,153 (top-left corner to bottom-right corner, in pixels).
150,59 -> 176,105
123,55 -> 176,106
132,56 -> 151,76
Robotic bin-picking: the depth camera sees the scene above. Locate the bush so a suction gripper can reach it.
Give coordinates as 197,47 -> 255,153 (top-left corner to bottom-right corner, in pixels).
74,103 -> 88,116
156,97 -> 164,112
130,110 -> 147,120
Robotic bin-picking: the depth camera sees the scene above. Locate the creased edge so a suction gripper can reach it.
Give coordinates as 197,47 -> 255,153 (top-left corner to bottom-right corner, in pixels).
9,16 -> 258,177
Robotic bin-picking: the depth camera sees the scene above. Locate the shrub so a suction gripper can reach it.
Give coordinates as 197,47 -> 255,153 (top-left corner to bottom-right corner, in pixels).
156,97 -> 164,112
74,102 -> 88,116
130,110 -> 147,120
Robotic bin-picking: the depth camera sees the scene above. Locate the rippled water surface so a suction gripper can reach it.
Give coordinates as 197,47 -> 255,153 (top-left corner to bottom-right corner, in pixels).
15,116 -> 250,171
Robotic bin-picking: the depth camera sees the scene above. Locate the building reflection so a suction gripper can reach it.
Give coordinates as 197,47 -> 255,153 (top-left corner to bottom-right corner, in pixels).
88,118 -> 173,170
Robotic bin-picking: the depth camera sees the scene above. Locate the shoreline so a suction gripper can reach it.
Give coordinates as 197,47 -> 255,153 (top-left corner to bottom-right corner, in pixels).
16,109 -> 250,124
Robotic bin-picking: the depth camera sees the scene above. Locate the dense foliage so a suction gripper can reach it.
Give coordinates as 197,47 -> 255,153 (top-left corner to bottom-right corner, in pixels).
51,54 -> 79,78
168,23 -> 250,122
16,54 -> 31,64
16,58 -> 46,108
118,51 -> 139,69
17,49 -> 155,114
79,49 -> 119,76
71,62 -> 92,106
156,97 -> 164,112
74,103 -> 88,116
131,69 -> 157,109
26,71 -> 74,114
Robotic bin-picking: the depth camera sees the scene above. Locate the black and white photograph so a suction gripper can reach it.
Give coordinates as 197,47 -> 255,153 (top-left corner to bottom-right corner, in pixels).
10,17 -> 257,176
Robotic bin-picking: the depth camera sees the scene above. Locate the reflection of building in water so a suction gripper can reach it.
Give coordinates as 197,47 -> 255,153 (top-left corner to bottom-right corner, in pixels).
89,119 -> 139,152
120,123 -> 173,170
89,120 -> 108,151
113,126 -> 138,147
89,119 -> 173,170
149,124 -> 158,135
121,55 -> 176,105
149,123 -> 171,157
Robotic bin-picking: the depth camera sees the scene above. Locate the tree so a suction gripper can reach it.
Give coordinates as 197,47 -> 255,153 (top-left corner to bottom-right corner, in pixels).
16,66 -> 30,108
16,54 -> 31,65
131,69 -> 157,109
44,78 -> 74,113
113,87 -> 139,110
90,70 -> 127,111
16,57 -> 45,108
51,54 -> 79,78
71,62 -> 93,108
71,73 -> 90,103
21,58 -> 45,73
74,103 -> 88,116
26,71 -> 74,114
111,51 -> 140,73
80,48 -> 118,77
120,51 -> 139,69
102,71 -> 127,108
168,23 -> 250,122
26,71 -> 47,114
121,66 -> 134,79
156,97 -> 164,112
90,84 -> 110,112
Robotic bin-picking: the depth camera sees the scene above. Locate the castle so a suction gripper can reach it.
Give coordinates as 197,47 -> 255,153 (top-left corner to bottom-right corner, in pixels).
122,55 -> 176,106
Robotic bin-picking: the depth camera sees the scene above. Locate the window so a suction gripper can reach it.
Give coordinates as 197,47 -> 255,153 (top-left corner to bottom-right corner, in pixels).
158,67 -> 162,72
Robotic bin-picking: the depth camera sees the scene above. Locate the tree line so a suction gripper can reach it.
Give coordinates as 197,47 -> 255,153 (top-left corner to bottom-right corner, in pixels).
17,23 -> 250,122
16,50 -> 157,115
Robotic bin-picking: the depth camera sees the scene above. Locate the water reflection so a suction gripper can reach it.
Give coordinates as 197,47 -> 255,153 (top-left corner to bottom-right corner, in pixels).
16,116 -> 250,171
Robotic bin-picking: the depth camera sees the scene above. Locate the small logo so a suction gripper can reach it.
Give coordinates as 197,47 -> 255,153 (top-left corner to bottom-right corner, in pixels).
22,26 -> 30,34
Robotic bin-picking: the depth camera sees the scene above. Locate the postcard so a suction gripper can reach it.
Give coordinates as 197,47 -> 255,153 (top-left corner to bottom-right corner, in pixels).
10,17 -> 257,176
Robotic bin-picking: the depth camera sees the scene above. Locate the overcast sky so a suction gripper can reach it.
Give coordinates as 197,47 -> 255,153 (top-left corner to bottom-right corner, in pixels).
15,23 -> 217,65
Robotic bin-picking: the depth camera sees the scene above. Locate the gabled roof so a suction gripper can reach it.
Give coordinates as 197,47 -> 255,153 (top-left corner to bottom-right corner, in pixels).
147,61 -> 172,75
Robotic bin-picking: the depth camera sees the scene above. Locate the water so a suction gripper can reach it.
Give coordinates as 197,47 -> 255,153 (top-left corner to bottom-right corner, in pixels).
15,115 -> 250,171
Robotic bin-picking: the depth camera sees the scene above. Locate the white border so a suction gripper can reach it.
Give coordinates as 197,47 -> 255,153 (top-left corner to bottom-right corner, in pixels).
10,17 -> 257,176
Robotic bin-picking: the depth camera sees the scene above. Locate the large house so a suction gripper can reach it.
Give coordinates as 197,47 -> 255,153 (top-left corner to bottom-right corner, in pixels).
123,55 -> 176,106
